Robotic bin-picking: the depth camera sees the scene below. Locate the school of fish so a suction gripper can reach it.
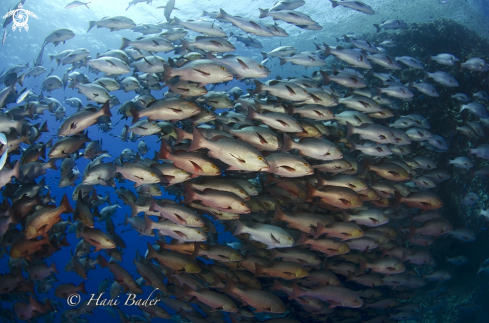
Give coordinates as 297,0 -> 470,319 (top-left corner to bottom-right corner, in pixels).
1,0 -> 489,322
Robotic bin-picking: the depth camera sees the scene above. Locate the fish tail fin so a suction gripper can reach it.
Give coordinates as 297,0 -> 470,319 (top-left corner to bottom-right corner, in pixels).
272,205 -> 286,223
283,102 -> 294,115
158,140 -> 172,160
181,39 -> 189,51
46,158 -> 58,171
260,52 -> 268,60
87,21 -> 97,33
350,141 -> 358,152
188,128 -> 206,152
279,57 -> 287,66
78,281 -> 87,294
233,220 -> 246,236
346,121 -> 355,137
120,37 -> 131,50
130,108 -> 140,124
220,279 -> 237,294
313,222 -> 326,239
296,232 -> 308,246
50,262 -> 59,274
217,9 -> 227,19
373,24 -> 380,33
60,194 -> 74,214
281,133 -> 294,152
253,79 -> 264,95
175,127 -> 190,144
148,198 -> 159,213
28,295 -> 43,313
455,61 -> 462,72
143,215 -> 154,233
85,3 -> 90,9
246,106 -> 258,121
323,43 -> 332,56
393,191 -> 403,207
125,201 -> 138,217
320,70 -> 330,85
11,160 -> 20,180
219,124 -> 231,133
359,258 -> 367,273
162,63 -> 173,82
305,182 -> 318,201
422,70 -> 429,81
258,8 -> 269,19
97,254 -> 109,268
288,284 -> 304,300
183,186 -> 197,204
101,100 -> 112,117
17,73 -> 25,87
146,242 -> 158,260
124,214 -> 130,226
342,212 -> 351,222
39,121 -> 49,133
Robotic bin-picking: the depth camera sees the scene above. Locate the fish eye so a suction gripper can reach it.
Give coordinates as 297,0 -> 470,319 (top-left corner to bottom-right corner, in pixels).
296,122 -> 299,125
221,67 -> 226,71
336,148 -> 340,152
212,165 -> 217,168
151,173 -> 155,176
303,90 -> 307,93
189,102 -> 195,105
258,65 -> 263,68
258,156 -> 263,160
303,163 -> 308,167
195,217 -> 199,221
197,231 -> 201,234
241,202 -> 245,206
